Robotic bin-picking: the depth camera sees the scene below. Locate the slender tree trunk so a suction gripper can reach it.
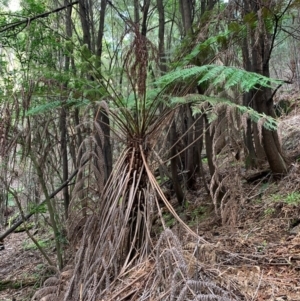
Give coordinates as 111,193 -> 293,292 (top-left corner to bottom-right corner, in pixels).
157,0 -> 166,74
30,152 -> 63,269
186,105 -> 196,188
141,0 -> 150,36
59,0 -> 73,218
78,0 -> 112,183
204,115 -> 215,177
60,105 -> 69,218
242,36 -> 258,168
193,113 -> 204,175
170,120 -> 184,206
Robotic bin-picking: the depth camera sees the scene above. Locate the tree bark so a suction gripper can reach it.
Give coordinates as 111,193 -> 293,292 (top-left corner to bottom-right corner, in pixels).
243,0 -> 287,174
95,0 -> 112,181
179,0 -> 193,35
169,120 -> 184,206
60,0 -> 73,219
157,0 -> 166,73
185,105 -> 196,188
78,0 -> 92,50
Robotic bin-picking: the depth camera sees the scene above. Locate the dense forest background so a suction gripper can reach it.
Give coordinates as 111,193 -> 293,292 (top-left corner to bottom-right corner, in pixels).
1,0 -> 300,300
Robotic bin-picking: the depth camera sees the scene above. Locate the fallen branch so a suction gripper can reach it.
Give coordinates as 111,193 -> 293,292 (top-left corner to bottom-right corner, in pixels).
0,278 -> 37,291
0,1 -> 79,35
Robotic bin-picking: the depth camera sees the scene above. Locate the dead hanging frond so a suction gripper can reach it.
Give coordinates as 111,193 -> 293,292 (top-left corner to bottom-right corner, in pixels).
257,116 -> 267,145
67,118 -> 106,242
58,128 -> 209,301
219,173 -> 243,226
123,23 -> 158,97
62,147 -> 155,300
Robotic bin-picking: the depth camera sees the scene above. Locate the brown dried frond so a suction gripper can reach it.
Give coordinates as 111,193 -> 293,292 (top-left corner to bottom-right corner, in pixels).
31,286 -> 57,300
43,156 -> 247,301
208,116 -> 245,225
63,147 -> 156,299
123,23 -> 158,97
39,294 -> 58,301
43,276 -> 60,287
67,118 -> 106,241
210,171 -> 223,213
257,117 -> 266,145
152,230 -> 241,301
241,112 -> 249,132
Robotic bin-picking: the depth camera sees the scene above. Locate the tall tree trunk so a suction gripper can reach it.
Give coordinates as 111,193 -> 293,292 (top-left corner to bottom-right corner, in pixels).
78,0 -> 92,50
157,0 -> 166,74
60,105 -> 69,218
246,0 -> 287,174
204,115 -> 215,178
179,0 -> 193,35
78,0 -> 112,183
60,0 -> 72,218
133,0 -> 140,24
141,0 -> 150,36
178,0 -> 198,190
95,0 -> 112,181
157,0 -> 185,204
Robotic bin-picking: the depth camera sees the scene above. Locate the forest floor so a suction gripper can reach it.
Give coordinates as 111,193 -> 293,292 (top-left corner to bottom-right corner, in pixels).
1,118 -> 300,300
0,227 -> 57,301
1,172 -> 300,301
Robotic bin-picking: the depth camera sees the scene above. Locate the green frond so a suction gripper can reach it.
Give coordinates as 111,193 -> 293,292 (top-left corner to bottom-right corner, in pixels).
26,100 -> 61,116
170,94 -> 202,105
198,65 -> 225,85
25,97 -> 90,116
224,68 -> 245,89
179,31 -> 231,66
157,65 -> 283,92
66,97 -> 90,108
